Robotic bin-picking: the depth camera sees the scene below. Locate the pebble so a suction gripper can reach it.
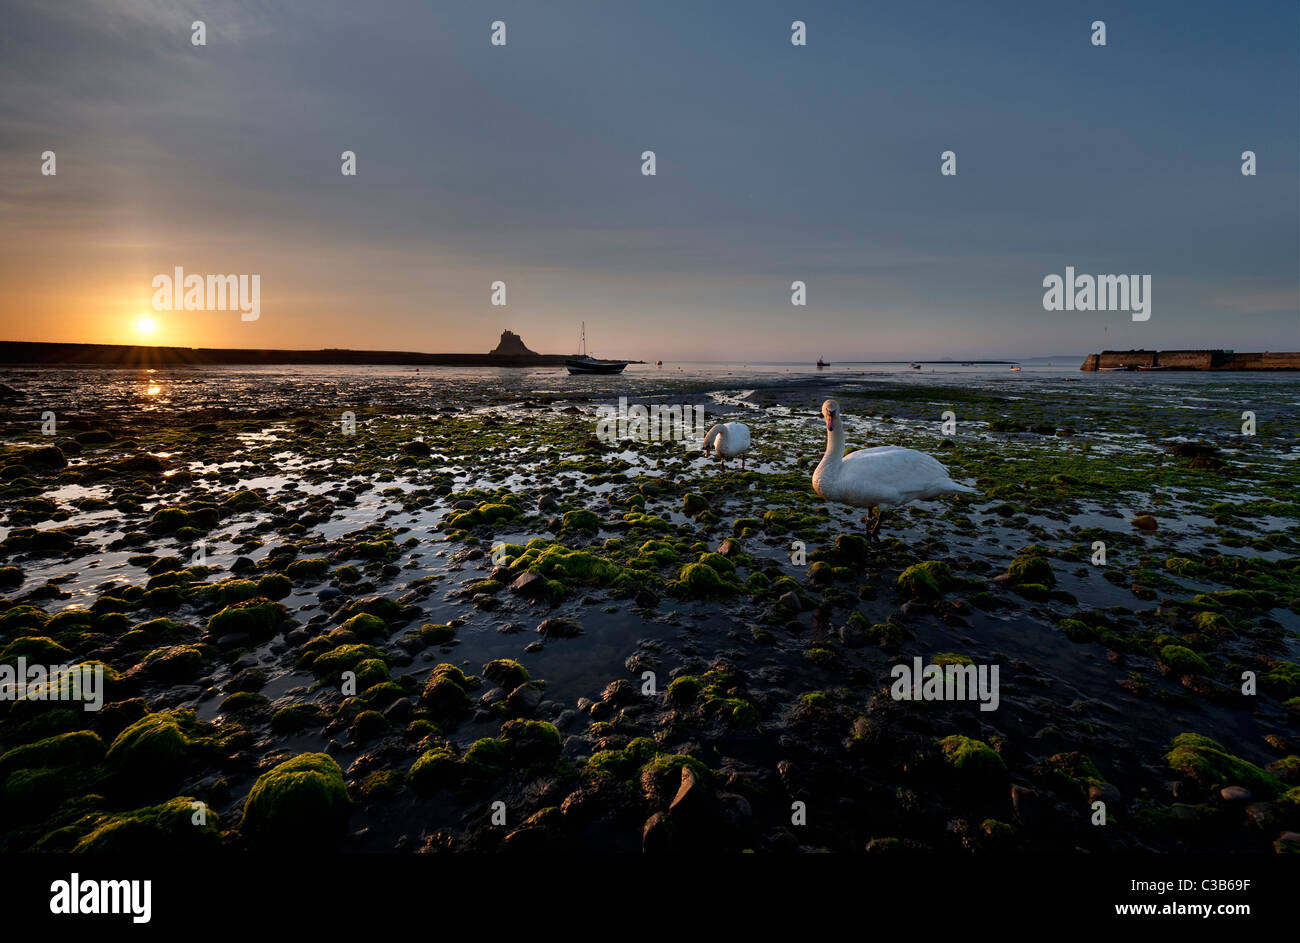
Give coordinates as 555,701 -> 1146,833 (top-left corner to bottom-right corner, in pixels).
1088,782 -> 1122,806
537,617 -> 582,638
1275,832 -> 1300,853
506,683 -> 543,716
1010,784 -> 1042,825
510,572 -> 546,597
642,812 -> 672,853
601,679 -> 638,706
1244,803 -> 1281,831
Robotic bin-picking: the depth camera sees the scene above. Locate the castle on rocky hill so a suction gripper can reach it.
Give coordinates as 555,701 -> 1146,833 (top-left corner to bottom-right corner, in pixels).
489,330 -> 539,357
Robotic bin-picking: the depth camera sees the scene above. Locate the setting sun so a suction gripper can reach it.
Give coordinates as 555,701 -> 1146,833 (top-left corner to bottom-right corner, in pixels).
134,316 -> 157,336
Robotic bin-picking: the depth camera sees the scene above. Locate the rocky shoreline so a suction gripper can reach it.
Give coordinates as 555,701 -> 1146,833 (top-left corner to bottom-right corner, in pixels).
0,369 -> 1297,853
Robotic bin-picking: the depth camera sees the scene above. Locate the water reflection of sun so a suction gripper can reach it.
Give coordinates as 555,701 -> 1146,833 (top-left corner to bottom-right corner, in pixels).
145,384 -> 161,396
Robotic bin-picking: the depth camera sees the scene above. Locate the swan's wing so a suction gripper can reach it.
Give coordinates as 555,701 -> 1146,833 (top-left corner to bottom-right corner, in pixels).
842,445 -> 954,482
726,423 -> 751,452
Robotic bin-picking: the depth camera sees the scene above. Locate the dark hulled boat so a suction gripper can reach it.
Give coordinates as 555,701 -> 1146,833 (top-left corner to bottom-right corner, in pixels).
565,323 -> 628,375
565,356 -> 629,375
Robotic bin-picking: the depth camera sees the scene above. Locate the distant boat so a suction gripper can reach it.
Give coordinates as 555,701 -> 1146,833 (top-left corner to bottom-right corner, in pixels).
656,360 -> 663,367
1137,364 -> 1172,371
1009,366 -> 1022,372
565,322 -> 628,375
816,356 -> 829,368
1099,364 -> 1135,372
910,363 -> 921,370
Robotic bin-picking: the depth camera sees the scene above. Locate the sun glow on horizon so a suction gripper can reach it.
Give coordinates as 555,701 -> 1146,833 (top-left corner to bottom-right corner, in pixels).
134,315 -> 158,338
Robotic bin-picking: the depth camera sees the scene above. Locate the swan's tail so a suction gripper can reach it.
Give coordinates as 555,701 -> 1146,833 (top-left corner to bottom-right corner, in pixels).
944,481 -> 980,495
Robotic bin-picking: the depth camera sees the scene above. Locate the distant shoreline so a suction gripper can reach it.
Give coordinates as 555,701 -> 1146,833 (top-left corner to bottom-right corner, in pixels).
0,341 -> 645,368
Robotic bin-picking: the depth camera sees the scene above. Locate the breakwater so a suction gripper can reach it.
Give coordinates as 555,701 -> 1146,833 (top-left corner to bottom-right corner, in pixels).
1081,349 -> 1300,371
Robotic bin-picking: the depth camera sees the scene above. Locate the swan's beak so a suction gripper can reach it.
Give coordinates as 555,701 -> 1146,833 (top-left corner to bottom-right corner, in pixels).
826,415 -> 834,431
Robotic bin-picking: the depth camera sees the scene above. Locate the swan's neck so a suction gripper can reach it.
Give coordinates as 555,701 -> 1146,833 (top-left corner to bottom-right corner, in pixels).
704,424 -> 723,453
817,422 -> 845,480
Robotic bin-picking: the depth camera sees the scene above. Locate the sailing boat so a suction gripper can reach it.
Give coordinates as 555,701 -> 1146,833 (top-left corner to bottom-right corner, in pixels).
816,356 -> 829,368
565,322 -> 629,375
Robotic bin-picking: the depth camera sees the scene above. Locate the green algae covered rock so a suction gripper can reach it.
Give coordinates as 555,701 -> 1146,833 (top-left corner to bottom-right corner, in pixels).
446,502 -> 518,529
0,729 -> 105,781
353,658 -> 389,691
558,509 -> 601,535
72,796 -> 221,852
206,597 -> 286,639
833,533 -> 873,563
697,552 -> 735,575
1007,554 -> 1055,587
148,507 -> 192,534
1260,661 -> 1300,700
1159,645 -> 1212,676
638,752 -> 712,805
1057,618 -> 1096,642
419,622 -> 456,644
221,489 -> 263,511
1165,556 -> 1207,578
482,658 -> 529,690
286,557 -> 330,580
408,746 -> 460,796
674,561 -> 736,599
310,643 -> 385,683
0,635 -> 72,664
586,737 -> 659,780
500,719 -> 562,765
420,663 -> 475,720
336,595 -> 403,622
897,561 -> 954,600
527,545 -> 619,585
682,493 -> 710,516
1165,733 -> 1282,798
270,703 -> 329,734
339,612 -> 387,639
239,752 -> 351,846
255,573 -> 292,600
463,737 -> 510,778
134,643 -> 205,681
938,734 -> 1006,781
665,675 -> 702,707
105,711 -> 205,791
1046,751 -> 1104,794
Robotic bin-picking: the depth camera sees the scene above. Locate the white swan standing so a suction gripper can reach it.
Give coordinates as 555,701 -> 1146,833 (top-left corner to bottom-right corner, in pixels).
812,399 -> 977,539
702,422 -> 751,470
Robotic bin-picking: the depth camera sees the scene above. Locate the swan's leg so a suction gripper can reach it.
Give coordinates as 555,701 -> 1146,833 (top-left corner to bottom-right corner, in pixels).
867,506 -> 884,540
740,454 -> 746,470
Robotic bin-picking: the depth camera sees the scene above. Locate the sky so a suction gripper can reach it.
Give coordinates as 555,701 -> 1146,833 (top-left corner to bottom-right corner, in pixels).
1,0 -> 1297,361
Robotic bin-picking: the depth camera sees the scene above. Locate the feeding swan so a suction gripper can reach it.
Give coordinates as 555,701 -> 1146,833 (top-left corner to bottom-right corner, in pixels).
812,399 -> 977,538
703,422 -> 751,470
